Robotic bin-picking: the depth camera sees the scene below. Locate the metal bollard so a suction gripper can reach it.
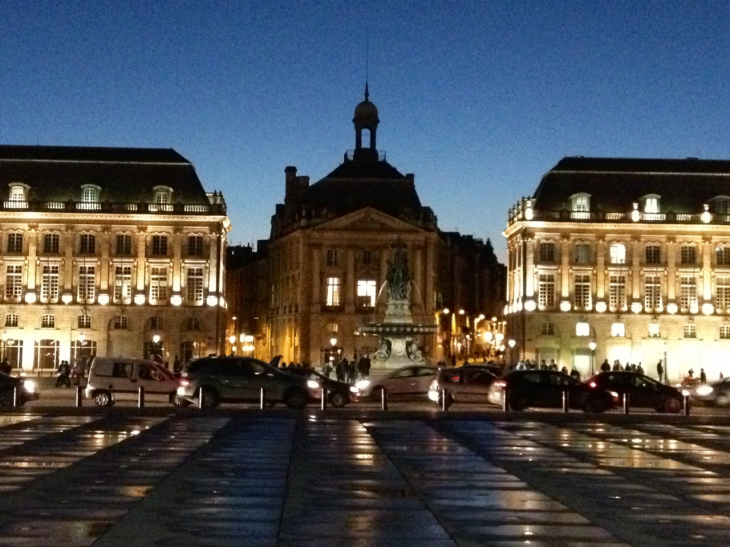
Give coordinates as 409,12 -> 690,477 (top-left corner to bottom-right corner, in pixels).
321,388 -> 328,411
440,389 -> 449,411
260,388 -> 266,410
502,387 -> 510,413
683,393 -> 691,416
137,386 -> 145,408
381,387 -> 388,411
198,386 -> 205,409
76,386 -> 83,408
13,386 -> 20,407
562,390 -> 570,413
623,392 -> 630,415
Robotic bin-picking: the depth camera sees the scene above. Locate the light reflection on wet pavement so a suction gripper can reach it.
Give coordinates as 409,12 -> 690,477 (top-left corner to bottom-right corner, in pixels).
1,413 -> 730,545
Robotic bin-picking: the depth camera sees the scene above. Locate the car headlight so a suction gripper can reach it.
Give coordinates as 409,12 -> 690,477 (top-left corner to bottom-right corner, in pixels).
428,391 -> 439,402
23,380 -> 37,394
681,389 -> 690,397
355,380 -> 370,390
609,391 -> 619,398
307,380 -> 320,389
696,385 -> 714,396
349,386 -> 360,394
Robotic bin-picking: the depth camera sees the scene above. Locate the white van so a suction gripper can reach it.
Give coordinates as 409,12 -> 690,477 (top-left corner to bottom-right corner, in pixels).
85,357 -> 184,407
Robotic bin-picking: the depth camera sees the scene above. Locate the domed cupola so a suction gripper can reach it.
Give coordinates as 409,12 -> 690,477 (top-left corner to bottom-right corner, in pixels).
353,84 -> 379,154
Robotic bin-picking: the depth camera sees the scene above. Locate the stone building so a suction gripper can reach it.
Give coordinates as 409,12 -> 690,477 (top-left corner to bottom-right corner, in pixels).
227,91 -> 505,366
506,156 -> 730,382
0,145 -> 229,372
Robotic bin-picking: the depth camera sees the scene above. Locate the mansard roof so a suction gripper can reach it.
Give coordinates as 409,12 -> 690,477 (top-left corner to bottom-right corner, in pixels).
0,145 -> 210,204
534,156 -> 730,213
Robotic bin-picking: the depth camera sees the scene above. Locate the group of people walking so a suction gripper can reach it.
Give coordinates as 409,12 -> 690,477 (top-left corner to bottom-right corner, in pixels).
55,358 -> 89,388
322,355 -> 371,384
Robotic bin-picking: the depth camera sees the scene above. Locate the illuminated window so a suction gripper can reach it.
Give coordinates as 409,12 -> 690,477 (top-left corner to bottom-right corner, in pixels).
151,235 -> 168,256
325,277 -> 341,306
644,275 -> 661,311
643,196 -> 660,213
609,275 -> 626,311
43,233 -> 59,253
576,321 -> 590,337
716,277 -> 730,311
683,324 -> 696,338
680,276 -> 697,311
41,265 -> 59,303
154,186 -> 172,204
720,325 -> 730,339
609,243 -> 626,264
326,322 -> 339,334
5,265 -> 22,300
79,234 -> 96,254
41,314 -> 55,328
78,314 -> 91,329
150,267 -> 168,303
79,185 -> 100,209
356,279 -> 377,308
573,274 -> 591,310
611,322 -> 626,337
645,245 -> 660,265
7,233 -> 23,253
572,194 -> 590,212
9,185 -> 26,201
78,266 -> 96,303
5,314 -> 18,327
116,234 -> 132,256
113,266 -> 132,304
538,242 -> 555,262
186,267 -> 204,303
648,323 -> 660,338
538,274 -> 555,308
680,245 -> 696,265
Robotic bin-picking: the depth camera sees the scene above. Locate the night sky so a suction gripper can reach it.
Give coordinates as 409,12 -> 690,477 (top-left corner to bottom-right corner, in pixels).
2,1 -> 729,261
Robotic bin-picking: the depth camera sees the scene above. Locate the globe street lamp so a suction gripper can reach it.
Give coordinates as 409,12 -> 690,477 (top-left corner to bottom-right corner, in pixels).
228,335 -> 236,355
508,339 -> 516,367
589,341 -> 597,374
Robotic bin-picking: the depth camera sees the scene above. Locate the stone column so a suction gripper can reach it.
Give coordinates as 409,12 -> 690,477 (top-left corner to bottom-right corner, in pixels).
207,231 -> 218,293
525,237 -> 535,298
667,239 -> 677,301
172,230 -> 182,292
100,229 -> 110,291
702,237 -> 712,301
136,229 -> 147,292
312,247 -> 321,305
26,226 -> 37,292
631,237 -> 641,300
561,237 -> 570,299
345,248 -> 355,311
63,228 -> 74,291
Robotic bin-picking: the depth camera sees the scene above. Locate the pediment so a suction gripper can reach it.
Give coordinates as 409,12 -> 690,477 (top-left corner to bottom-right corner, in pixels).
313,207 -> 425,233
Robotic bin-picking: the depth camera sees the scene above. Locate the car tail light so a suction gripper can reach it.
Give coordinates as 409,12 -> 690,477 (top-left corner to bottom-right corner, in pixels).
589,381 -> 597,388
495,381 -> 506,388
179,378 -> 190,387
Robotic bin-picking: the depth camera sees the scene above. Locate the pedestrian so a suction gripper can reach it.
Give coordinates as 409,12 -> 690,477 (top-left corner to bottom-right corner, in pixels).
322,362 -> 333,378
540,359 -> 547,370
173,355 -> 182,374
560,366 -> 568,374
600,359 -> 610,373
700,368 -> 707,384
348,358 -> 357,384
637,363 -> 644,375
612,361 -> 620,371
0,358 -> 11,376
549,359 -> 558,370
363,355 -> 371,378
335,357 -> 346,382
657,359 -> 664,383
55,360 -> 71,388
570,368 -> 581,381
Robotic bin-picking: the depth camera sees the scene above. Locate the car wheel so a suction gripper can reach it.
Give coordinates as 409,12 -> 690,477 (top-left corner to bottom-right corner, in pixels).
509,395 -> 527,411
199,387 -> 220,408
663,396 -> 682,414
584,397 -> 607,414
329,391 -> 348,408
171,393 -> 191,407
284,388 -> 308,409
94,390 -> 113,407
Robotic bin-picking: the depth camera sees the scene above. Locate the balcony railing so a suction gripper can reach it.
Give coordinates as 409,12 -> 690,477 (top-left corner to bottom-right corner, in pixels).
0,200 -> 226,215
509,209 -> 707,226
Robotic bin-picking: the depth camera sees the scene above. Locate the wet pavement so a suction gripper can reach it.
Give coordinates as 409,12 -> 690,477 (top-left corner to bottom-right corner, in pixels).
1,411 -> 730,546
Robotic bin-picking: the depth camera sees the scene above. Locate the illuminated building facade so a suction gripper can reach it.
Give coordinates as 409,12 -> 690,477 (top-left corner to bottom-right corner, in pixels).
506,156 -> 730,382
227,91 -> 505,366
0,145 -> 229,372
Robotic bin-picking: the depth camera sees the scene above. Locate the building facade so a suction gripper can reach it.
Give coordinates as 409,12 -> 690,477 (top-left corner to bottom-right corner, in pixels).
227,91 -> 505,366
505,156 -> 730,382
0,145 -> 229,372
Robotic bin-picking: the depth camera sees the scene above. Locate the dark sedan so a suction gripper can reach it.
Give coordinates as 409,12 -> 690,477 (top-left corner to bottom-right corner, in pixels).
487,369 -> 616,413
0,372 -> 39,406
586,371 -> 686,413
283,368 -> 360,407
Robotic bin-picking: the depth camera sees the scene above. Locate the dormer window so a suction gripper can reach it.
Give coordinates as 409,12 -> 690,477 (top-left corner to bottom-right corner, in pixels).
570,193 -> 590,212
710,196 -> 730,215
8,183 -> 29,208
641,194 -> 660,214
79,184 -> 101,210
153,186 -> 172,204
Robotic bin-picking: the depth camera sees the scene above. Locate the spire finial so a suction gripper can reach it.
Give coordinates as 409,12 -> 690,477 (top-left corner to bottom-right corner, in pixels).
365,82 -> 369,102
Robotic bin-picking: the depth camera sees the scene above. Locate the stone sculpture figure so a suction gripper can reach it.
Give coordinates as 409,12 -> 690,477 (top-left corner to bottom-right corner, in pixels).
386,241 -> 411,300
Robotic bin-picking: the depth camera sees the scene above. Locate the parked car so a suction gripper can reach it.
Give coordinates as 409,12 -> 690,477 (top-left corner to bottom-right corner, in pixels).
428,365 -> 497,407
85,357 -> 182,407
487,369 -> 616,412
177,356 -> 316,409
695,378 -> 730,406
357,365 -> 437,398
0,372 -> 39,406
283,367 -> 360,407
586,371 -> 687,413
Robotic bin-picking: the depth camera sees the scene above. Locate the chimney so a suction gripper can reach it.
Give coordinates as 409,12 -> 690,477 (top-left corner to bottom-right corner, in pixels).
285,166 -> 297,205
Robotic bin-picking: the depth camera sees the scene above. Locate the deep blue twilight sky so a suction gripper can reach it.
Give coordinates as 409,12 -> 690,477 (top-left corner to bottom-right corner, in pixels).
2,1 -> 729,261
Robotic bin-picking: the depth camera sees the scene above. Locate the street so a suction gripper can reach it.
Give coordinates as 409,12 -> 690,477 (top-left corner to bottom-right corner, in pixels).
1,406 -> 730,546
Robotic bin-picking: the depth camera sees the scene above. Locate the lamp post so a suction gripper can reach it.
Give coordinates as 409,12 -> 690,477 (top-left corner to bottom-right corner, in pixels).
1,331 -> 6,362
589,341 -> 596,375
508,339 -> 516,367
228,335 -> 236,355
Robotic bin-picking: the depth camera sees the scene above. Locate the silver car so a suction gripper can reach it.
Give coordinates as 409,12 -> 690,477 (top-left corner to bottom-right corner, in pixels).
357,365 -> 437,398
